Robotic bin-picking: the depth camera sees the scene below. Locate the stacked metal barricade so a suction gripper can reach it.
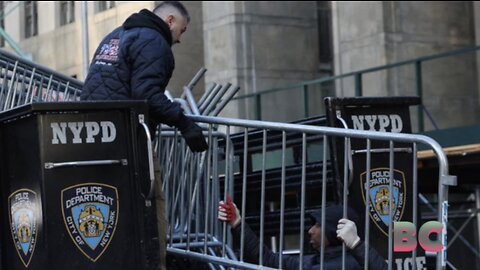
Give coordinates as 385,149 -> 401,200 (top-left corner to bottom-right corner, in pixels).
0,50 -> 82,110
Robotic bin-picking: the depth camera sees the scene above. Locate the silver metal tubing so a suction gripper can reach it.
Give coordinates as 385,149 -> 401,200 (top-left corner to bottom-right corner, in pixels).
44,159 -> 128,169
221,125 -> 231,257
204,124 -> 213,254
388,141 -> 394,270
299,133 -> 307,269
45,76 -> 54,102
279,131 -> 286,269
167,247 -> 279,270
211,86 -> 241,116
259,129 -> 267,266
412,142 -> 418,270
187,67 -> 207,91
199,84 -> 221,113
342,136 -> 349,270
4,61 -> 18,110
204,83 -> 232,116
184,86 -> 201,115
139,114 -> 155,200
364,139 -> 371,270
321,135 -> 328,270
240,128 -> 249,262
198,82 -> 217,108
352,147 -> 412,155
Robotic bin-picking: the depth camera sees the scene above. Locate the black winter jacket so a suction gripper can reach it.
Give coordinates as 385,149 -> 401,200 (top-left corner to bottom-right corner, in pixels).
350,240 -> 388,270
81,9 -> 190,129
233,224 -> 361,270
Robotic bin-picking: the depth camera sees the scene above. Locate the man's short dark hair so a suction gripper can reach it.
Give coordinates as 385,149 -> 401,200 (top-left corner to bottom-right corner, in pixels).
153,1 -> 190,23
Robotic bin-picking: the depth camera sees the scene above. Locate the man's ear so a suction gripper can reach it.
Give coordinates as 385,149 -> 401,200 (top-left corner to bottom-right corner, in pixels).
166,14 -> 175,27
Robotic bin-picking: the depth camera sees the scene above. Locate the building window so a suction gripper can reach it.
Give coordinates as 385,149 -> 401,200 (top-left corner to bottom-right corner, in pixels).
24,1 -> 38,38
0,2 -> 5,47
60,1 -> 75,26
317,1 -> 333,67
96,1 -> 115,13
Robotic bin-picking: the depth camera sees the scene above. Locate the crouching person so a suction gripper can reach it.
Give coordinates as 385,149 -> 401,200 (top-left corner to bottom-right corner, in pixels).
218,200 -> 361,270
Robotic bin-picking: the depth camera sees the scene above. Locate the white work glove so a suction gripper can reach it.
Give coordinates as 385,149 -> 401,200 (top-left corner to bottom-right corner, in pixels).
336,218 -> 361,249
218,196 -> 241,229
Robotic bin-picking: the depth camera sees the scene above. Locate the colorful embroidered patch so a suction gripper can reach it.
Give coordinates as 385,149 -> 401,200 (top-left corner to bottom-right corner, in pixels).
61,183 -> 119,262
95,38 -> 119,63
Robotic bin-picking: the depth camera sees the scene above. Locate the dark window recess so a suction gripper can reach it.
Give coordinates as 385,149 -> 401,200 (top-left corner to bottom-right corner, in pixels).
96,1 -> 115,13
317,1 -> 333,68
60,1 -> 75,26
25,1 -> 38,38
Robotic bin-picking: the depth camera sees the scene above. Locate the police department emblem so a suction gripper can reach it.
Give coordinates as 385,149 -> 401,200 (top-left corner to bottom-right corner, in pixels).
61,183 -> 119,262
360,168 -> 406,236
8,189 -> 38,267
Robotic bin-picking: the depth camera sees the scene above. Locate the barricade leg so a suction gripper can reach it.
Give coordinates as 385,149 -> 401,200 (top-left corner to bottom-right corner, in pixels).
154,156 -> 167,270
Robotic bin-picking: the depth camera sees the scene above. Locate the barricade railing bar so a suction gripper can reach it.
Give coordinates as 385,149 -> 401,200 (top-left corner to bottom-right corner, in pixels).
159,113 -> 455,270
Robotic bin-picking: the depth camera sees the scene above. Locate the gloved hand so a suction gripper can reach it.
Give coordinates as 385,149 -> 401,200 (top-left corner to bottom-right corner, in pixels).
178,118 -> 208,152
336,218 -> 361,249
218,196 -> 241,229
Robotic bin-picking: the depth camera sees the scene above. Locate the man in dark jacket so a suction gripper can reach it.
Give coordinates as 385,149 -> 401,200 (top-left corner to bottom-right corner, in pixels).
218,202 -> 361,270
81,1 -> 207,152
81,2 -> 208,270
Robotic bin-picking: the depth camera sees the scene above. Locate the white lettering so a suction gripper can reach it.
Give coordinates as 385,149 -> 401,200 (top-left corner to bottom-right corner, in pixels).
351,115 -> 364,130
390,256 -> 426,270
51,122 -> 67,144
416,256 -> 426,270
378,115 -> 390,132
395,258 -> 403,269
390,114 -> 403,133
364,115 -> 377,130
85,122 -> 100,143
350,114 -> 404,132
50,121 -> 117,144
101,121 -> 116,143
68,122 -> 84,144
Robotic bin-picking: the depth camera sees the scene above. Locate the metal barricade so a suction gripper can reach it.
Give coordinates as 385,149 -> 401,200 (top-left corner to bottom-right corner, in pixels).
0,49 -> 83,111
160,114 -> 455,270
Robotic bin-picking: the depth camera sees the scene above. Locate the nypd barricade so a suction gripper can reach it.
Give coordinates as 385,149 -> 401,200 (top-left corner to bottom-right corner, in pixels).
326,97 -> 424,269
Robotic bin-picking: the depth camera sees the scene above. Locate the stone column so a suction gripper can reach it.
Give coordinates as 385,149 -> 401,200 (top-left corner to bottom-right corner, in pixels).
332,1 -> 477,131
170,1 -> 205,99
203,1 -> 319,120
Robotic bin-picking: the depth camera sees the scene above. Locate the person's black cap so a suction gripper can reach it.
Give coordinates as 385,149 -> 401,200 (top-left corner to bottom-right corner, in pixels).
308,204 -> 359,246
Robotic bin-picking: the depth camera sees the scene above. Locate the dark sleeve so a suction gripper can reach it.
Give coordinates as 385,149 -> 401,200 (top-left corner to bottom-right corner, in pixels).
128,32 -> 188,129
351,241 -> 388,270
231,224 -> 300,270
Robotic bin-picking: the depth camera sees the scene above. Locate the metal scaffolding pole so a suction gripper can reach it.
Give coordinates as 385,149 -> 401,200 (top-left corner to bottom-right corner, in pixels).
81,1 -> 90,79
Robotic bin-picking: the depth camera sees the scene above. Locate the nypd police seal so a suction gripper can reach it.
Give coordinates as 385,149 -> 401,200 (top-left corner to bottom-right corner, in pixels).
360,168 -> 406,236
61,183 -> 119,262
8,189 -> 38,267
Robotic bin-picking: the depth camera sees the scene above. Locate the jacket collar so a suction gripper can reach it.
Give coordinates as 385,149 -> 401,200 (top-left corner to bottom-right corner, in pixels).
123,9 -> 173,46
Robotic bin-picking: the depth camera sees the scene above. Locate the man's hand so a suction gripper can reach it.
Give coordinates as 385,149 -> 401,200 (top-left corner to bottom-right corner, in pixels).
179,120 -> 208,152
218,196 -> 241,228
336,218 -> 361,249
